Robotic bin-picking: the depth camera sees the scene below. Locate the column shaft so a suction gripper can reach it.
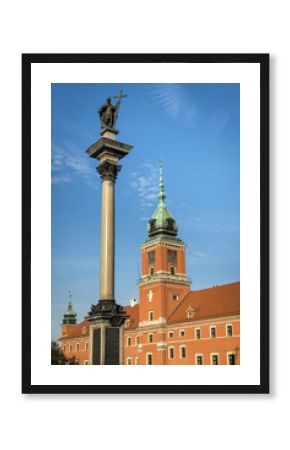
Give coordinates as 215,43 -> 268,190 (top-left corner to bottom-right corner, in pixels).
100,179 -> 115,300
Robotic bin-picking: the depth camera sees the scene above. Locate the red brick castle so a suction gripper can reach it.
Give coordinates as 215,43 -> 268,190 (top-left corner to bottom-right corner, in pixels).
58,163 -> 240,365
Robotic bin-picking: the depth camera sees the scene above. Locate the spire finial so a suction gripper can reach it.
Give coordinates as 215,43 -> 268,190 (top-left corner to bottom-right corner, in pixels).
159,160 -> 166,202
68,289 -> 72,306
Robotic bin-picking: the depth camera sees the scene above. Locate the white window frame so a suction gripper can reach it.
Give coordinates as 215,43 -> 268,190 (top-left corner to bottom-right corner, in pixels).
179,329 -> 185,337
168,331 -> 174,338
135,357 -> 139,365
76,343 -> 80,351
210,325 -> 217,339
179,345 -> 187,359
227,351 -> 236,365
195,328 -> 201,339
69,344 -> 73,352
210,353 -> 219,365
226,323 -> 233,337
195,354 -> 203,365
146,352 -> 153,365
127,357 -> 132,365
84,360 -> 88,365
85,341 -> 89,350
148,333 -> 153,343
168,346 -> 175,360
148,310 -> 154,321
127,336 -> 132,346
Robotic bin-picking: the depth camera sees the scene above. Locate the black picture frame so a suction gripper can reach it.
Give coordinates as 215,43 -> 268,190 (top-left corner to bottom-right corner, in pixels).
22,53 -> 269,394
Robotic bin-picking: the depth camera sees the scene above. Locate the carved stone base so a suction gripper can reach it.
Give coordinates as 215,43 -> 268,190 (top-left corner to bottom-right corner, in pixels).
86,300 -> 128,365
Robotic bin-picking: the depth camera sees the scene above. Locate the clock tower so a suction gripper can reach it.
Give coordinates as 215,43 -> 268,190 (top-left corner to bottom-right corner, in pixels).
138,162 -> 191,326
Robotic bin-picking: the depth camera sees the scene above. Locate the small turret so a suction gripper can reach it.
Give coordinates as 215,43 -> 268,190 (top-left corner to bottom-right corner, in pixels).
62,290 -> 77,325
147,161 -> 178,238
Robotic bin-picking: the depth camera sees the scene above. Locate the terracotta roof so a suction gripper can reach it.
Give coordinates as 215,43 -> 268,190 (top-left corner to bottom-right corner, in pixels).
60,319 -> 90,340
167,282 -> 240,324
123,304 -> 140,330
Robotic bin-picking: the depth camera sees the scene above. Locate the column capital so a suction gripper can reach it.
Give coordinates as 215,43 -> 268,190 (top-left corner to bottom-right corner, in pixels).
97,162 -> 122,182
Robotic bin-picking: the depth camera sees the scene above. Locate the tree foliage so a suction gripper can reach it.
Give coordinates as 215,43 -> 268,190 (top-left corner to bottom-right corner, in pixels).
51,341 -> 67,365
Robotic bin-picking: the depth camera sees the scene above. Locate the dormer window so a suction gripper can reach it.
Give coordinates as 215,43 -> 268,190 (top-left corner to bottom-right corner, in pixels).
186,306 -> 195,318
167,218 -> 175,230
149,219 -> 156,232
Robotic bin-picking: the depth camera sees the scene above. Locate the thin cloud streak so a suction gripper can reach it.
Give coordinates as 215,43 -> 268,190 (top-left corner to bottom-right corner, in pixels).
149,84 -> 198,124
52,141 -> 97,189
129,162 -> 159,209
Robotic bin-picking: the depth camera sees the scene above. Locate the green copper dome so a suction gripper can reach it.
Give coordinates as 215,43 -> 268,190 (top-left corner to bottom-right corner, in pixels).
63,292 -> 77,325
147,162 -> 178,238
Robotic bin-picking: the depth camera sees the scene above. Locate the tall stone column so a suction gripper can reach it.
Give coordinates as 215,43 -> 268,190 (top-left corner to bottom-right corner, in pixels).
98,162 -> 119,301
85,126 -> 133,365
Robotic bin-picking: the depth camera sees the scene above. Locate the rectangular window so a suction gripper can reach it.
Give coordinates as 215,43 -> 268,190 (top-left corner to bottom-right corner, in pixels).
168,250 -> 177,263
150,267 -> 154,276
85,342 -> 89,350
227,325 -> 233,337
76,343 -> 79,351
149,311 -> 154,321
180,346 -> 186,359
148,333 -> 153,343
147,353 -> 153,365
127,357 -> 132,365
127,337 -> 131,346
135,357 -> 139,365
228,353 -> 236,365
170,266 -> 175,275
179,329 -> 185,337
168,347 -> 174,360
63,345 -> 66,352
69,344 -> 73,352
84,360 -> 88,365
148,250 -> 155,265
168,331 -> 173,338
210,326 -> 216,338
196,355 -> 203,365
136,336 -> 140,345
195,328 -> 201,339
211,354 -> 219,365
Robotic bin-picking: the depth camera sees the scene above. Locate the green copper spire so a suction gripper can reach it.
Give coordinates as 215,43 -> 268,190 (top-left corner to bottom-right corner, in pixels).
63,290 -> 77,325
158,160 -> 166,203
147,162 -> 178,238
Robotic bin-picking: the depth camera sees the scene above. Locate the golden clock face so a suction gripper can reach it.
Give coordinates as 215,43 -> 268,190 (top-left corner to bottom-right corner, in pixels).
148,250 -> 155,265
168,250 -> 177,264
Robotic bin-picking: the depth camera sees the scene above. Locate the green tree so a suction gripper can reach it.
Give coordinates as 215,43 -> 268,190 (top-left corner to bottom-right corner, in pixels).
51,341 -> 67,365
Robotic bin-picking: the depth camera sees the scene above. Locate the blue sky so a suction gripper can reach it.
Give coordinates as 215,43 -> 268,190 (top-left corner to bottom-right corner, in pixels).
51,83 -> 240,341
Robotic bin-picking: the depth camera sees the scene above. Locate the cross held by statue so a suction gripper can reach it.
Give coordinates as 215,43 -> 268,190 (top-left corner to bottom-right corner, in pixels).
113,89 -> 128,104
